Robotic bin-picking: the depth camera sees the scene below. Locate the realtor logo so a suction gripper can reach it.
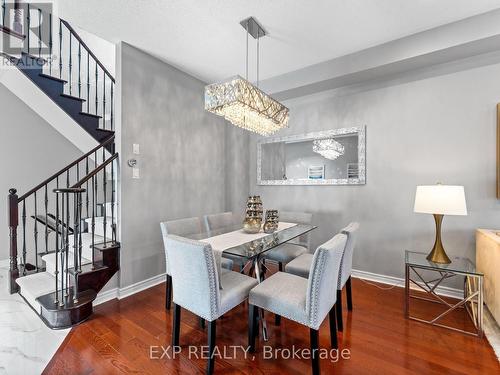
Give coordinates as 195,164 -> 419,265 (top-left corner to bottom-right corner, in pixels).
2,2 -> 53,56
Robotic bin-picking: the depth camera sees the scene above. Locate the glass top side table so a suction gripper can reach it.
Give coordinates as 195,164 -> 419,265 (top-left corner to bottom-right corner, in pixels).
404,250 -> 484,337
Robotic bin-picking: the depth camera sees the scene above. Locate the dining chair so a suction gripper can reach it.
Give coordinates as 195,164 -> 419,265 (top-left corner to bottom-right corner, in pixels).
285,222 -> 359,332
160,217 -> 234,310
203,211 -> 248,271
165,235 -> 258,375
248,233 -> 347,375
263,211 -> 313,324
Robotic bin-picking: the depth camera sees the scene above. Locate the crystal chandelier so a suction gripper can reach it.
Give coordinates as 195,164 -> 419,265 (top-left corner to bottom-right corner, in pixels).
205,17 -> 289,136
313,138 -> 345,160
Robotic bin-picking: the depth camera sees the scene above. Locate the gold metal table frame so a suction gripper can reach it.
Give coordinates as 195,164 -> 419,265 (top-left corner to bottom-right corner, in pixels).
404,251 -> 483,337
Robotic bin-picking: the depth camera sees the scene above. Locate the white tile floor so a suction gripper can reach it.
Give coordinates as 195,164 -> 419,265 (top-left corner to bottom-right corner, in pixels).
0,262 -> 69,375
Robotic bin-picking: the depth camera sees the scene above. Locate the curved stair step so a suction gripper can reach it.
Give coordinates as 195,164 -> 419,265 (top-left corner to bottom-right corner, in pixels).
16,272 -> 55,314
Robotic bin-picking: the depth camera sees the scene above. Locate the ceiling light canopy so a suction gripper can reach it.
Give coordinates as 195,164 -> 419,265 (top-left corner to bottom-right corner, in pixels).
313,138 -> 345,160
204,17 -> 289,136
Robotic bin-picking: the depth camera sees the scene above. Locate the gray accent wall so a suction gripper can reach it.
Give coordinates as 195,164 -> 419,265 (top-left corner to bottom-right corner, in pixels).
250,62 -> 500,282
0,83 -> 82,260
118,43 -> 249,288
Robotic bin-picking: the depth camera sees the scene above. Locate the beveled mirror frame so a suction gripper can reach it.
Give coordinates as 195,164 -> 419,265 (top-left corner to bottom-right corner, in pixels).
257,126 -> 366,186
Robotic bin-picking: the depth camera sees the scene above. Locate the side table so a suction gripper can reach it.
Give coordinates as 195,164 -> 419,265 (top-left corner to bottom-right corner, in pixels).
405,250 -> 483,337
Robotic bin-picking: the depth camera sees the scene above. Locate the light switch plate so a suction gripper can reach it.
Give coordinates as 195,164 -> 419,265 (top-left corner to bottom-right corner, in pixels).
132,168 -> 140,179
133,144 -> 140,155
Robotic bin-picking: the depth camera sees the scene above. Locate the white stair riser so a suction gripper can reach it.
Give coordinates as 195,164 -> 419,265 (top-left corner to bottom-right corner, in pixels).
85,218 -> 113,238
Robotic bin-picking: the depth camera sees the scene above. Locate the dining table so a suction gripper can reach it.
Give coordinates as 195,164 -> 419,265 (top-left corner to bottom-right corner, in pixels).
186,222 -> 317,341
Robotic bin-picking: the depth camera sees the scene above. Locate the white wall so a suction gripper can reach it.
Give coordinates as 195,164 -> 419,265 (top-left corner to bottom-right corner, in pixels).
250,62 -> 500,282
0,83 -> 82,260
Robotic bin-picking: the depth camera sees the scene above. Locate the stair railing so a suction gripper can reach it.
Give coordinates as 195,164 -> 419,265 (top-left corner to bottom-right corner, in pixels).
17,2 -> 114,131
48,151 -> 117,305
7,135 -> 115,294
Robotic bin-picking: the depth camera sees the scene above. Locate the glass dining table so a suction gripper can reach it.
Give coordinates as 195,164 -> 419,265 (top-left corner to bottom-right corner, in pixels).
186,223 -> 317,341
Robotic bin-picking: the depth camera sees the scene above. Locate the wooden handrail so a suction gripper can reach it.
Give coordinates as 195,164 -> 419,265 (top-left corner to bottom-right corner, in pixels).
60,19 -> 115,83
17,135 -> 114,202
72,153 -> 118,188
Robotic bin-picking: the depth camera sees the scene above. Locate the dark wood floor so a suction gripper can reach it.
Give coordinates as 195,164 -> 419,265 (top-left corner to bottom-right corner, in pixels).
43,273 -> 499,375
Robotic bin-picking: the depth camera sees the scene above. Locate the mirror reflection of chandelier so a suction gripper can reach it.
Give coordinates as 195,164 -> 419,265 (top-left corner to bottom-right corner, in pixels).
313,138 -> 345,160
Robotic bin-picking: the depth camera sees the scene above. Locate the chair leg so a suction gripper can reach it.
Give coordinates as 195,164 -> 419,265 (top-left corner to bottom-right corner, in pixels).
207,320 -> 217,375
165,274 -> 172,310
172,303 -> 181,347
346,276 -> 353,311
200,317 -> 206,329
248,304 -> 258,352
274,262 -> 283,326
329,306 -> 338,349
336,290 -> 343,332
310,328 -> 320,375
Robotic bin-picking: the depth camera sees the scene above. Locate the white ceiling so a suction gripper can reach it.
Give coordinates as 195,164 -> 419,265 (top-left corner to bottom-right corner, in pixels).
58,0 -> 500,83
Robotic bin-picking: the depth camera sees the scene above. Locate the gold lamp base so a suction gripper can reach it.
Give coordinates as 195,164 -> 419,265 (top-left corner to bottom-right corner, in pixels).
426,214 -> 452,264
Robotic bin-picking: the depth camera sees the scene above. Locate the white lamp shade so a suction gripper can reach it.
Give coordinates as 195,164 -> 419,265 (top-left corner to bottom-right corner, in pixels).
414,185 -> 467,216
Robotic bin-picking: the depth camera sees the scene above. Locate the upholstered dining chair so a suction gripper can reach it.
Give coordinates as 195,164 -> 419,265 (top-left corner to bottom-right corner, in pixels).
285,222 -> 359,332
203,211 -> 248,271
249,233 -> 347,375
165,235 -> 258,375
160,217 -> 234,310
263,211 -> 313,325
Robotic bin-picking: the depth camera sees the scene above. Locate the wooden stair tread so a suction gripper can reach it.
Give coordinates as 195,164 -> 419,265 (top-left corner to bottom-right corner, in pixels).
38,73 -> 67,83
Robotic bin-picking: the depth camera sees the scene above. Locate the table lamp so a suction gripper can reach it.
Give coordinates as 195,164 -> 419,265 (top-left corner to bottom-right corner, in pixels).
414,184 -> 467,264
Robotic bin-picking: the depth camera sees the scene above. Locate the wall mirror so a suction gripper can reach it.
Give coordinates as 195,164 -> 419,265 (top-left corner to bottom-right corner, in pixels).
257,126 -> 366,185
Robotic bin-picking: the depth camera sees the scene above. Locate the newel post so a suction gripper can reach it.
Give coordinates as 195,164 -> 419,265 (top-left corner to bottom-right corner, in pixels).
8,188 -> 19,293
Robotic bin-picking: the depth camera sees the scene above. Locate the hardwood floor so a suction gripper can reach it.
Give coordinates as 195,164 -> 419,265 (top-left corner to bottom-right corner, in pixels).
43,275 -> 499,374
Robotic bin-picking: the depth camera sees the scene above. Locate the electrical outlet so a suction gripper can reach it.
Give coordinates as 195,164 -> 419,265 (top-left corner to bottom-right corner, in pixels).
132,168 -> 140,179
133,143 -> 140,155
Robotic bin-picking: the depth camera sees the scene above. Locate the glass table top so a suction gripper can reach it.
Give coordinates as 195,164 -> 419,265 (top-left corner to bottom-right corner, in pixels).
186,224 -> 317,259
405,250 -> 482,276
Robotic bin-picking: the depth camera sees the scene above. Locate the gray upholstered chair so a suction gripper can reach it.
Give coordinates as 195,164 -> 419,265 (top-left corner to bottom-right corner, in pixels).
249,233 -> 347,375
160,217 -> 234,310
165,235 -> 258,375
285,222 -> 359,332
263,211 -> 313,325
203,211 -> 247,271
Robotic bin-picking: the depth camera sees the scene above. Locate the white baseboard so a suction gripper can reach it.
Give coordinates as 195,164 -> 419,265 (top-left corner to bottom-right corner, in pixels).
352,268 -> 463,299
94,273 -> 167,306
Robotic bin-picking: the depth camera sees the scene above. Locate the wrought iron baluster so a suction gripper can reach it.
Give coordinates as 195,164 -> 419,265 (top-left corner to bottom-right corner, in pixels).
60,191 -> 65,305
38,8 -> 41,57
54,187 -> 59,304
65,191 -> 69,298
94,150 -> 98,215
73,192 -> 79,303
69,32 -> 72,95
76,162 -> 79,182
66,169 -> 69,188
87,51 -> 90,112
34,192 -> 38,270
111,156 -> 115,242
103,74 -> 106,130
103,161 -> 107,247
78,42 -> 81,98
45,185 -> 48,255
26,3 -> 30,55
22,200 -> 26,275
95,63 -> 98,115
49,13 -> 52,74
59,19 -> 62,79
1,0 -> 5,27
110,83 -> 114,131
85,157 -> 89,218
91,175 -> 95,267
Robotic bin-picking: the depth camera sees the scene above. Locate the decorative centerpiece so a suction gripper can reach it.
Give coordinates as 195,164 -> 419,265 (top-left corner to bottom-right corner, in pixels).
263,209 -> 279,233
243,196 -> 263,233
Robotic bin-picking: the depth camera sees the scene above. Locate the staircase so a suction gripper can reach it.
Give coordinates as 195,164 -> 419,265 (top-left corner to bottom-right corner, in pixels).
3,2 -> 120,329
